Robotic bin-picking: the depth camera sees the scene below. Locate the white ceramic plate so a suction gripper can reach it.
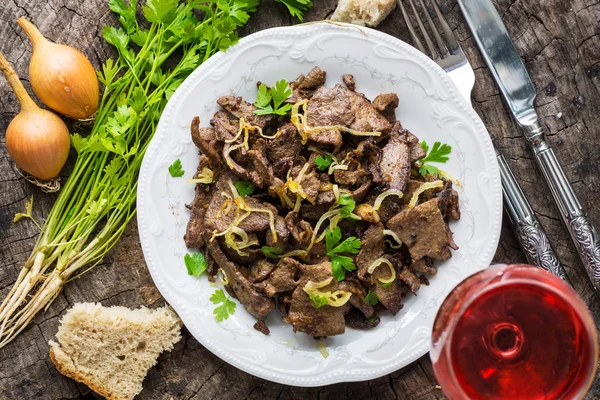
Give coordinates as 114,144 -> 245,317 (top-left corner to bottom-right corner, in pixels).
137,23 -> 502,387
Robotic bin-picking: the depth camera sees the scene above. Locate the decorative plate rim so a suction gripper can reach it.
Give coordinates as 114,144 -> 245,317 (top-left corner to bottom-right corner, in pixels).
137,22 -> 503,387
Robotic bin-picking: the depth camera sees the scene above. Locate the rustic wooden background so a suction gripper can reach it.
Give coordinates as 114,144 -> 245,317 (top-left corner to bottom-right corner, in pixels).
1,0 -> 599,398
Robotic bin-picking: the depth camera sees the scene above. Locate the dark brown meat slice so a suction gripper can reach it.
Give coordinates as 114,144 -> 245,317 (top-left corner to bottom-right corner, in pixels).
285,211 -> 314,247
254,257 -> 300,297
380,123 -> 411,191
308,129 -> 343,152
368,256 -> 404,315
267,123 -> 302,164
248,259 -> 276,283
204,175 -> 278,234
284,261 -> 346,337
410,258 -> 437,276
221,235 -> 262,264
210,110 -> 238,142
338,279 -> 375,318
356,223 -> 386,281
297,67 -> 326,91
399,129 -> 426,162
184,164 -> 212,249
439,181 -> 461,221
207,240 -> 275,321
345,308 -> 380,330
342,74 -> 356,91
246,138 -> 280,188
333,166 -> 367,186
398,267 -> 421,292
191,125 -> 217,149
372,93 -> 399,122
308,84 -> 391,133
266,216 -> 289,248
300,203 -> 331,221
253,321 -> 270,335
372,93 -> 399,114
206,250 -> 217,282
288,164 -> 320,204
387,198 -> 458,261
347,179 -> 372,202
217,96 -> 272,129
191,116 -> 221,166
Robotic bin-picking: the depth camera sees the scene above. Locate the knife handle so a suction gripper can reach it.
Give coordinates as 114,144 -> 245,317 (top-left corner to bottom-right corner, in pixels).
496,148 -> 569,282
524,121 -> 600,292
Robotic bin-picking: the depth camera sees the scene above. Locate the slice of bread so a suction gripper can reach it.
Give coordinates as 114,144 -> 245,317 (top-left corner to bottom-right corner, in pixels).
331,0 -> 397,27
49,303 -> 182,400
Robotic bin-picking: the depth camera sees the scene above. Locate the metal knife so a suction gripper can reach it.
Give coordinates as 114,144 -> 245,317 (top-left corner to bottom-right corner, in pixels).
459,0 -> 600,292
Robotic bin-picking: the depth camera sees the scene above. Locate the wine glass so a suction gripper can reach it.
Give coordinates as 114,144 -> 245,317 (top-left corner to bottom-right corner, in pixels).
431,264 -> 598,400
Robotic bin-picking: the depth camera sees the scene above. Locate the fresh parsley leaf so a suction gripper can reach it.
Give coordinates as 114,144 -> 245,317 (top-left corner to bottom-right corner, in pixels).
235,180 -> 255,197
314,154 -> 333,171
382,281 -> 395,288
262,246 -> 283,259
168,159 -> 184,177
418,141 -> 452,177
275,0 -> 313,21
364,290 -> 379,306
336,193 -> 356,218
367,317 -> 377,323
184,253 -> 207,276
210,289 -> 237,322
254,79 -> 292,116
330,255 -> 357,281
255,83 -> 272,108
326,226 -> 361,281
308,291 -> 328,308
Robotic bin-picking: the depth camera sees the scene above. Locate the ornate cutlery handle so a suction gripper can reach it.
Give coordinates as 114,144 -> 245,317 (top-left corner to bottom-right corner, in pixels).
496,149 -> 569,282
523,121 -> 600,292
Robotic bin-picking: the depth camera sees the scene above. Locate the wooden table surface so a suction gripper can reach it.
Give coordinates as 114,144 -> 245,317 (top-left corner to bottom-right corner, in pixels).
1,0 -> 599,398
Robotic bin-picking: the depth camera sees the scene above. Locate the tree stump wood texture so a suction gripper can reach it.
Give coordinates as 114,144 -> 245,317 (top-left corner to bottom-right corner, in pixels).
1,0 -> 599,398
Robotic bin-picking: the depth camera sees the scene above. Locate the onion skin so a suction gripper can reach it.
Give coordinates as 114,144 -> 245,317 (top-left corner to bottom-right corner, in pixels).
0,51 -> 71,180
17,18 -> 99,119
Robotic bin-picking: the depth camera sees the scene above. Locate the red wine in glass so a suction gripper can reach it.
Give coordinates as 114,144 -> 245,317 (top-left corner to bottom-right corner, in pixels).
431,264 -> 598,400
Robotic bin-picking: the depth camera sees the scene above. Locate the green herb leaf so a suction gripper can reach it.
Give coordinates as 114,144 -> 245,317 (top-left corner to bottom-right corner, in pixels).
336,193 -> 356,218
275,0 -> 313,21
314,154 -> 333,171
262,246 -> 283,259
235,181 -> 255,197
418,141 -> 452,177
255,83 -> 272,108
13,196 -> 38,227
254,79 -> 292,116
142,0 -> 178,24
168,159 -> 185,177
382,281 -> 395,288
326,226 -> 361,281
308,291 -> 328,308
210,289 -> 237,322
184,253 -> 207,276
364,290 -> 379,306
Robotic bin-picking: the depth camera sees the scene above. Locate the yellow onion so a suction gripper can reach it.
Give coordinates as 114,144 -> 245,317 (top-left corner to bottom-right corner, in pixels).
0,52 -> 70,180
17,18 -> 99,119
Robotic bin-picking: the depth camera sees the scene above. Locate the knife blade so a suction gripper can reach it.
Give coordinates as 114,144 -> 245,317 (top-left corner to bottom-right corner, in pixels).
458,0 -> 600,293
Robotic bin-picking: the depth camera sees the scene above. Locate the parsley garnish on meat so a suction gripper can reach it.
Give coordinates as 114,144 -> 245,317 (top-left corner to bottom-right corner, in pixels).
336,193 -> 358,219
184,253 -> 207,276
254,79 -> 293,116
210,289 -> 237,322
418,141 -> 452,177
235,180 -> 255,197
168,159 -> 184,177
262,246 -> 283,259
275,0 -> 313,21
314,154 -> 333,171
326,226 -> 361,281
308,292 -> 328,308
364,290 -> 379,306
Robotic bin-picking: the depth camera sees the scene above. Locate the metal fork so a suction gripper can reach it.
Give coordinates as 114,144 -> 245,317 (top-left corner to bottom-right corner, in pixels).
398,0 -> 569,281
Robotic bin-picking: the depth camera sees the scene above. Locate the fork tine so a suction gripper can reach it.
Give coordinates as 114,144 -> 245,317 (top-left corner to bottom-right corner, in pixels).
417,0 -> 449,58
427,0 -> 459,53
407,0 -> 438,60
398,0 -> 427,55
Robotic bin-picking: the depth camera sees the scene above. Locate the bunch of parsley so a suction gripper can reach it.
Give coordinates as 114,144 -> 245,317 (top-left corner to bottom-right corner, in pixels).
0,0 -> 276,347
